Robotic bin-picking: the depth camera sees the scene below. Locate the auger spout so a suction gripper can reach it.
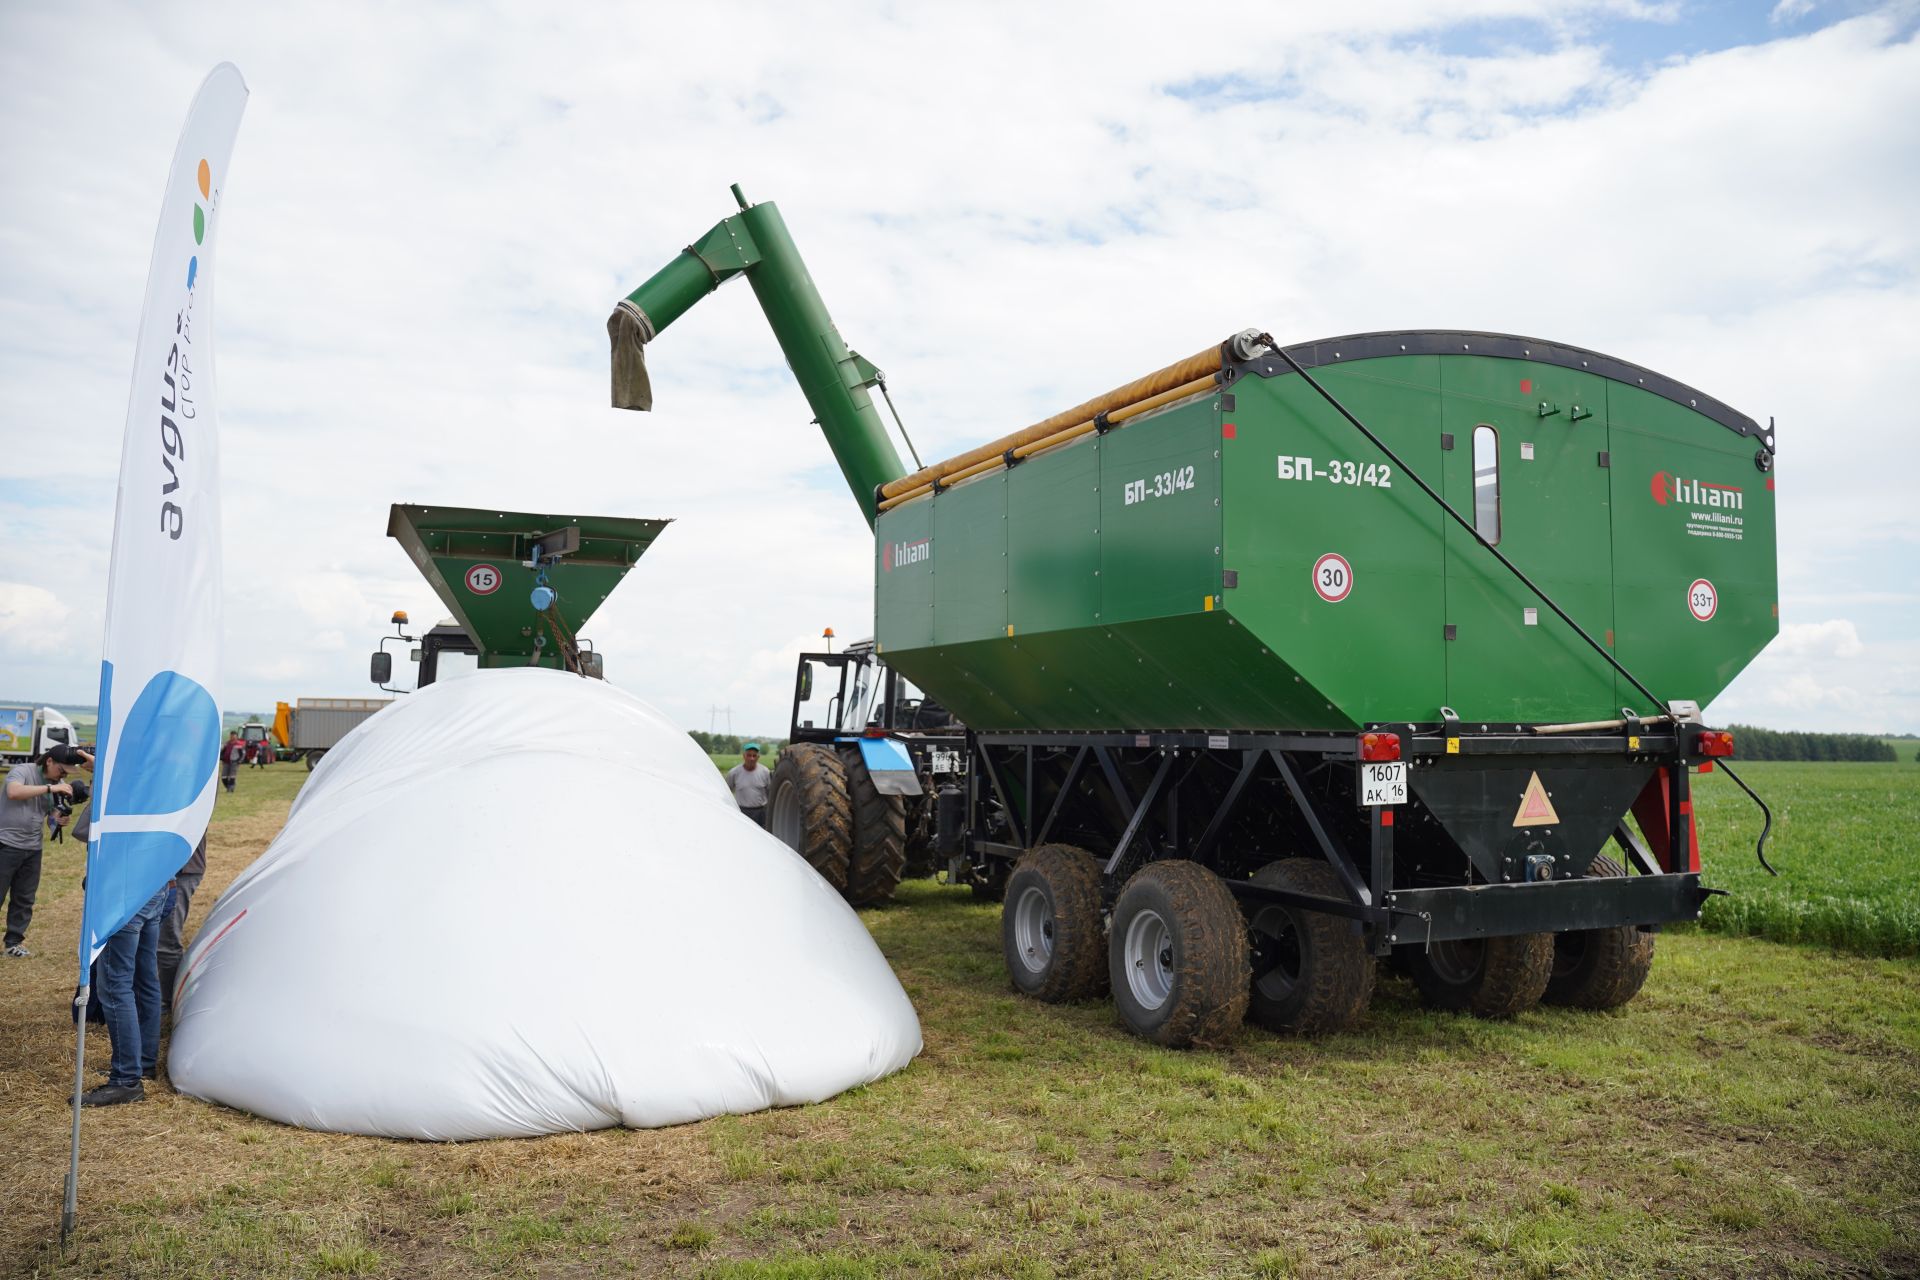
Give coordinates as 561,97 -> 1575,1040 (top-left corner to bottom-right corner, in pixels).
608,185 -> 906,526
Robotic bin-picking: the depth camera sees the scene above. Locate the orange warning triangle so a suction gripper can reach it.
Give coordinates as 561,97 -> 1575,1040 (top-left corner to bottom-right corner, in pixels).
1512,772 -> 1560,827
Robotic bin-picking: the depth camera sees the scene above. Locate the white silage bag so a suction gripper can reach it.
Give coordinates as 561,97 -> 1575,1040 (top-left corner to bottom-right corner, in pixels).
168,667 -> 922,1139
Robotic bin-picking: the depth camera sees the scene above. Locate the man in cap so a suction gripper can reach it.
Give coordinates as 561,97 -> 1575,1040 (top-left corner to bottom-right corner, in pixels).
726,744 -> 774,829
2,743 -> 93,958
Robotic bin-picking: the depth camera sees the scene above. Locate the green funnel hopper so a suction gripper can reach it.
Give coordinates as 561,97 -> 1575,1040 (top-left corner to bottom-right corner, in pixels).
387,504 -> 669,668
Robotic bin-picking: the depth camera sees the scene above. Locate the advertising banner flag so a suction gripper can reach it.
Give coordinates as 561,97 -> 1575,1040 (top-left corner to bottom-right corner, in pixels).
80,63 -> 248,971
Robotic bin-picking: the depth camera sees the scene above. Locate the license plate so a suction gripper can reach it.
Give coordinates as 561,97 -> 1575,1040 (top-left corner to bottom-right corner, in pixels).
930,750 -> 961,774
1360,761 -> 1408,806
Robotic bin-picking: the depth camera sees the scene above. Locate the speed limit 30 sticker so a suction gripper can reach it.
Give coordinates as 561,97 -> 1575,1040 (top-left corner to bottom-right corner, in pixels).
1687,578 -> 1718,621
465,563 -> 503,596
1312,553 -> 1353,603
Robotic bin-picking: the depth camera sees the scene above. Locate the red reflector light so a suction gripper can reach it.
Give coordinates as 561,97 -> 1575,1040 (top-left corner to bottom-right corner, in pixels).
863,725 -> 887,739
1695,730 -> 1734,758
1360,732 -> 1401,762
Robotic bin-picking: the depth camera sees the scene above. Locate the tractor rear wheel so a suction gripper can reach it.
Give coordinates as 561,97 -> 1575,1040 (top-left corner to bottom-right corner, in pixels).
1002,845 -> 1108,1003
838,747 -> 907,906
769,744 -> 853,893
1406,932 -> 1553,1019
1543,855 -> 1655,1009
1109,860 -> 1249,1048
1242,858 -> 1375,1036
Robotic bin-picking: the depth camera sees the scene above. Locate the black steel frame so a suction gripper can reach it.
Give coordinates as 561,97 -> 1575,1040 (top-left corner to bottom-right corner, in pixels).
962,726 -> 1713,954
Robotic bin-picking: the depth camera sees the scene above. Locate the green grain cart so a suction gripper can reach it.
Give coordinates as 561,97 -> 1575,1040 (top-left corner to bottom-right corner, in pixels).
607,186 -> 1777,1045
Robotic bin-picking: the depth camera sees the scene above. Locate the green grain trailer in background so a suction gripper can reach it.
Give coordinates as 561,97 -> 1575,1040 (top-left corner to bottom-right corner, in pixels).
369,505 -> 669,689
607,187 -> 1779,1045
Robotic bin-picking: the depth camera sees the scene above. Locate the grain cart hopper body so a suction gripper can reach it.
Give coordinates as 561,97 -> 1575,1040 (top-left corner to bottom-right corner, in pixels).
608,187 -> 1779,1043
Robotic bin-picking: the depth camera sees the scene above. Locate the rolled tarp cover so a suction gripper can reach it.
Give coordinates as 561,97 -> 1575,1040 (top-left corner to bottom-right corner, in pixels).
878,339 -> 1227,500
167,667 -> 921,1139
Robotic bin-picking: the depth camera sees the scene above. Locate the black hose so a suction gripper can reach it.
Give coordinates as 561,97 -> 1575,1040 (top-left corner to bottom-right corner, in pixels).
1716,760 -> 1776,876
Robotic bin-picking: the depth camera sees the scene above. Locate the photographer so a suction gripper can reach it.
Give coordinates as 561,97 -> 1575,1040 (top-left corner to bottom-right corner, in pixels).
2,743 -> 93,958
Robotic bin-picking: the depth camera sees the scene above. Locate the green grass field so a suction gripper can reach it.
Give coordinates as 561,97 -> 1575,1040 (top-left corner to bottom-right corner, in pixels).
1692,762 -> 1920,956
2,757 -> 1915,1277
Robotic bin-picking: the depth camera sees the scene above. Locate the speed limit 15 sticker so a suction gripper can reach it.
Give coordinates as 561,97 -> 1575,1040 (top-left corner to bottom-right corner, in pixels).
1312,552 -> 1353,603
465,563 -> 503,596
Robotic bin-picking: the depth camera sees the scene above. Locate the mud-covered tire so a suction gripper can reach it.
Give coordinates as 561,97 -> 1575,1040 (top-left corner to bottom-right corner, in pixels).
1003,845 -> 1109,1003
838,747 -> 907,906
1242,859 -> 1375,1036
1109,861 -> 1250,1048
1544,855 -> 1655,1009
1406,931 -> 1554,1019
769,744 -> 853,893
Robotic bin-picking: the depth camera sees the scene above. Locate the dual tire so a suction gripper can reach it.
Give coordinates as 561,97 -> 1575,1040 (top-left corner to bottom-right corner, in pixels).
1000,852 -> 1249,1048
997,851 -> 1655,1044
1399,855 -> 1654,1017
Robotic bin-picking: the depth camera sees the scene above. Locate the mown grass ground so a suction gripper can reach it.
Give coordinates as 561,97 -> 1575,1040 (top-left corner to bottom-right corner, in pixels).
1692,762 -> 1920,956
2,765 -> 1916,1278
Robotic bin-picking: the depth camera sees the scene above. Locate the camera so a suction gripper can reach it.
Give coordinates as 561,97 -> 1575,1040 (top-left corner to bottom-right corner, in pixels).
50,777 -> 90,817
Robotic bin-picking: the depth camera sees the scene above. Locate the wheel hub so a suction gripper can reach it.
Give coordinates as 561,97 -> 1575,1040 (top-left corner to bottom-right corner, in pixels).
1425,937 -> 1486,985
1123,908 -> 1175,1011
1012,885 -> 1056,974
1249,906 -> 1306,1000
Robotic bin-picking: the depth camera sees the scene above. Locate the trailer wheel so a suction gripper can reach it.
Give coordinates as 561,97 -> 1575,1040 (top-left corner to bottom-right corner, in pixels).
1543,855 -> 1655,1009
769,744 -> 853,893
303,750 -> 321,772
1242,859 -> 1375,1036
838,747 -> 907,906
1002,845 -> 1108,1003
1109,861 -> 1249,1049
1405,932 -> 1553,1019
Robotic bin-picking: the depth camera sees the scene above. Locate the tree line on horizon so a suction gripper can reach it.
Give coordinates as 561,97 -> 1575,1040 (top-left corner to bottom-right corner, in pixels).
688,730 -> 789,756
1724,725 -> 1897,762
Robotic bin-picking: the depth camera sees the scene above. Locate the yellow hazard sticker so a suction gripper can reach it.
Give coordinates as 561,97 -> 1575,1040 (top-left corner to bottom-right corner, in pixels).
1512,771 -> 1561,827
1446,738 -> 1460,755
1628,735 -> 1640,751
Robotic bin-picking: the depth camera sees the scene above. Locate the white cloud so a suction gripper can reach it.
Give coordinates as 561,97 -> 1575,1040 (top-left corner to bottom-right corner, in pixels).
0,583 -> 75,659
1772,619 -> 1867,659
2,1 -> 1916,733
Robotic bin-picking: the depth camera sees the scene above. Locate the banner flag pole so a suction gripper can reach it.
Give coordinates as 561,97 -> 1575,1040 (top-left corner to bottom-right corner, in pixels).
60,984 -> 88,1244
59,61 -> 247,1246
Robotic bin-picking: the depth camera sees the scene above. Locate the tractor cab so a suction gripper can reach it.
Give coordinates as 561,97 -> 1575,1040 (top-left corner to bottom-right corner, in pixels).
789,639 -> 960,750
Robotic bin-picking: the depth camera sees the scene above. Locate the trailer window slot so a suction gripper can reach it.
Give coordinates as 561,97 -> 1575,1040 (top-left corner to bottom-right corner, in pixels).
1472,424 -> 1501,545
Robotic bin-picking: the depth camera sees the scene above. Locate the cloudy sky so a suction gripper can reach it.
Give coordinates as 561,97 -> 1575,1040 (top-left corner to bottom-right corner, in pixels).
2,0 -> 1915,735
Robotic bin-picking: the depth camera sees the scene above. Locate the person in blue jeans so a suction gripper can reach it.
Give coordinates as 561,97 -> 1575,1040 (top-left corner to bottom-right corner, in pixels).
81,886 -> 169,1107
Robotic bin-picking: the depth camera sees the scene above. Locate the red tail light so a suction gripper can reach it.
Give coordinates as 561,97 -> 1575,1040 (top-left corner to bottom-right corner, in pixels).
1695,730 -> 1734,758
1360,732 -> 1401,762
863,724 -> 888,738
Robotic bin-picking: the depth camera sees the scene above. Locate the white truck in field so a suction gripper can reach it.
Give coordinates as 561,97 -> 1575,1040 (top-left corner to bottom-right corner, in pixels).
0,704 -> 81,767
